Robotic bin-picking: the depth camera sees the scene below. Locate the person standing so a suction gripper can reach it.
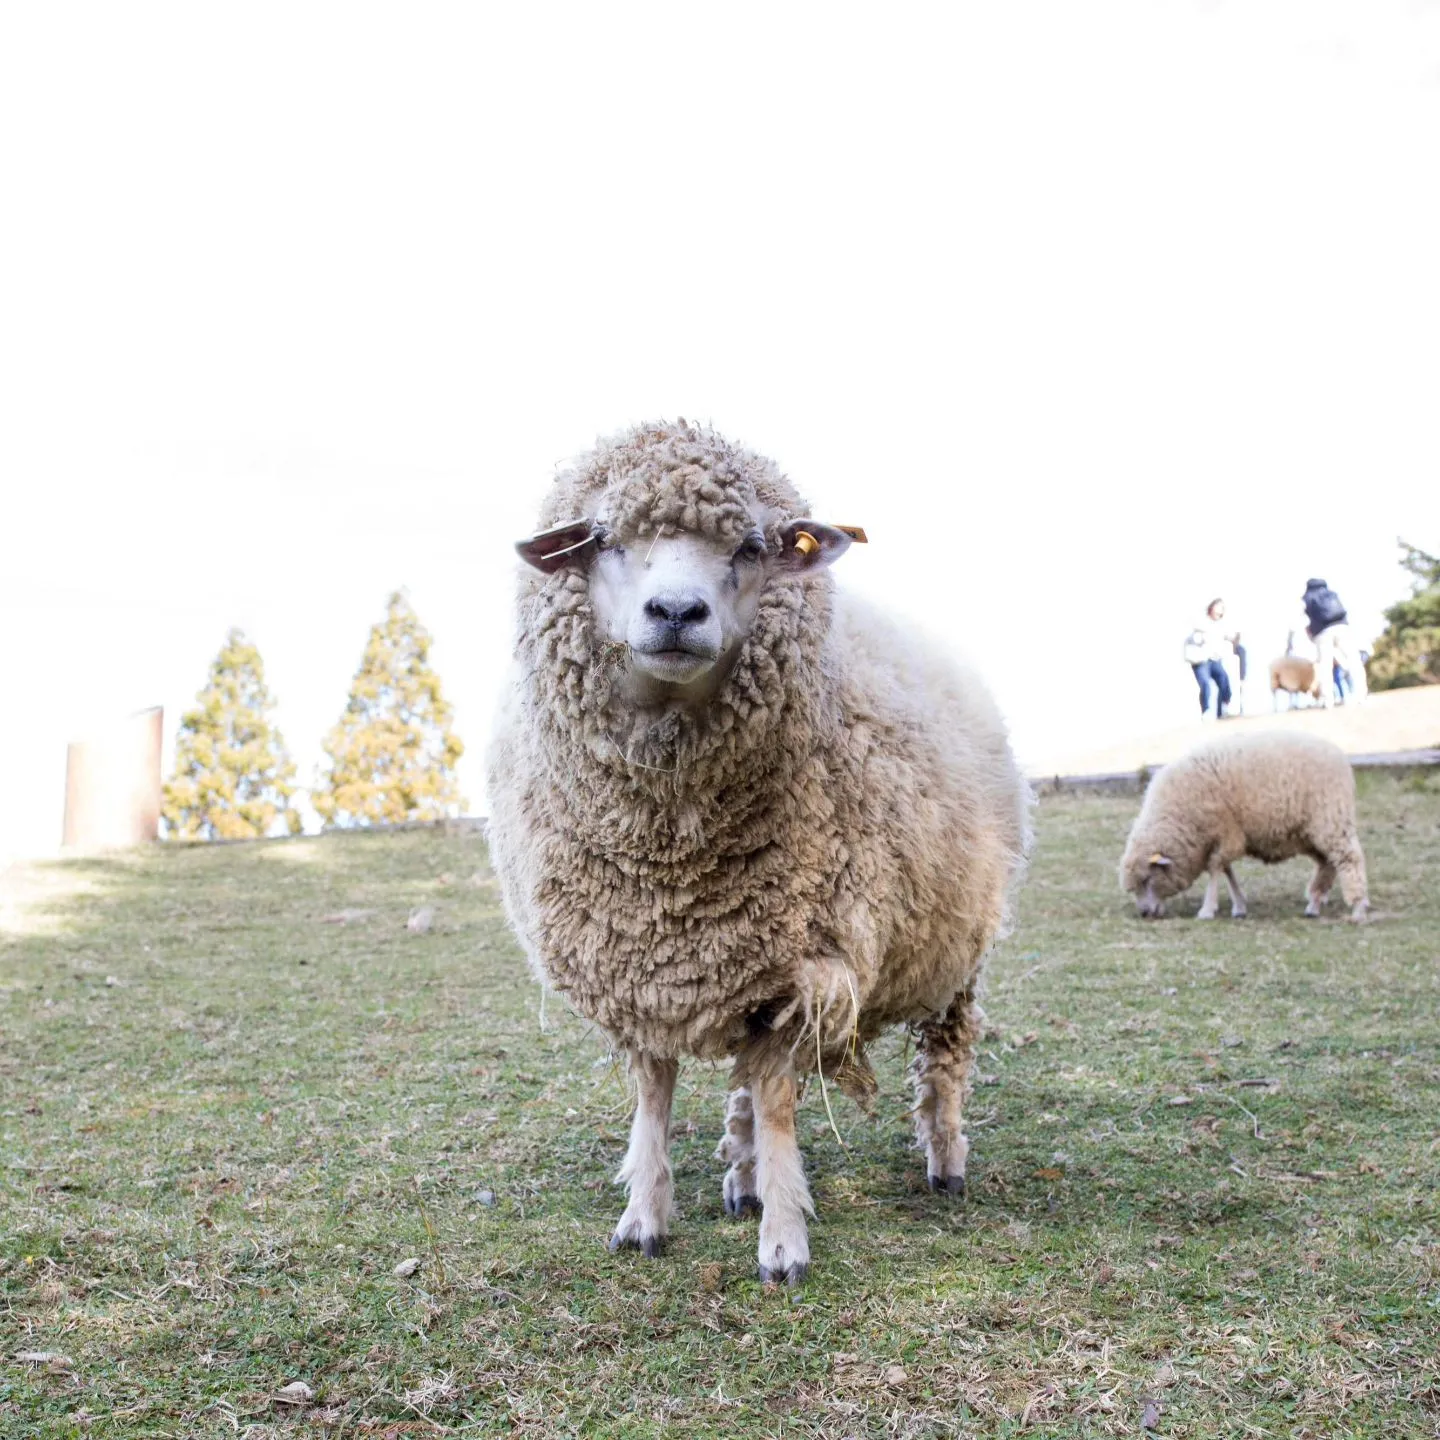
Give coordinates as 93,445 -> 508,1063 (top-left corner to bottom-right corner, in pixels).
1302,578 -> 1367,707
1184,598 -> 1240,718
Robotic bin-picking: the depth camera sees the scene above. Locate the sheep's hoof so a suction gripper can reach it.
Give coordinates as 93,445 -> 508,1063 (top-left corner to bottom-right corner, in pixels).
723,1164 -> 761,1217
1231,909 -> 1247,920
608,1231 -> 665,1259
929,1173 -> 966,1197
1303,906 -> 1320,919
759,1261 -> 808,1287
758,1216 -> 810,1286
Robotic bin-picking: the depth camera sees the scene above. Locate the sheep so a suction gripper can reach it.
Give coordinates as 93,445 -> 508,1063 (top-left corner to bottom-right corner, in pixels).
1269,655 -> 1320,709
486,420 -> 1030,1284
1119,730 -> 1368,922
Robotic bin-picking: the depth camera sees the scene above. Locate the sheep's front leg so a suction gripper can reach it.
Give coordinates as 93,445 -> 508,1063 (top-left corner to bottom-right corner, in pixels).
913,990 -> 981,1195
752,1067 -> 813,1285
1196,868 -> 1222,920
1223,863 -> 1247,919
715,1086 -> 760,1216
609,1050 -> 678,1258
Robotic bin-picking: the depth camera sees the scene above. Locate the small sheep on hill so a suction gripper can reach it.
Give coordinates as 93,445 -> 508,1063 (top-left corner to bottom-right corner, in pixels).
1120,730 -> 1368,921
1269,655 -> 1320,708
487,420 -> 1030,1284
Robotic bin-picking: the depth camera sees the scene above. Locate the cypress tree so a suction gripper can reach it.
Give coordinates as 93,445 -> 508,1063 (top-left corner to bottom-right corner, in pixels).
313,591 -> 466,827
1368,539 -> 1440,691
163,629 -> 303,840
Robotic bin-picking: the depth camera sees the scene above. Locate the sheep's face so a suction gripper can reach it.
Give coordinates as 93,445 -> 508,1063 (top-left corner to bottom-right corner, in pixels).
587,527 -> 765,693
1125,852 -> 1177,918
516,514 -> 856,703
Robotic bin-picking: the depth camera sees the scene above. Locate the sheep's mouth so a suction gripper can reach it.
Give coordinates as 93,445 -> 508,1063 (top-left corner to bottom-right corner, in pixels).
633,640 -> 718,661
631,644 -> 719,681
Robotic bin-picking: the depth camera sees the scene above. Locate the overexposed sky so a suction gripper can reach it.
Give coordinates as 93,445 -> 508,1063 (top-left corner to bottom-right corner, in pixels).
2,1 -> 1437,858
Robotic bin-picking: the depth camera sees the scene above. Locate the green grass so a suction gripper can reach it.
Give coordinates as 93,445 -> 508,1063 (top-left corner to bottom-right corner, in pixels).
2,771 -> 1438,1438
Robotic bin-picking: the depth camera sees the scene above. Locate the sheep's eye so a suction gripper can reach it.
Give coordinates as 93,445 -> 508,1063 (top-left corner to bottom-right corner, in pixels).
736,532 -> 767,562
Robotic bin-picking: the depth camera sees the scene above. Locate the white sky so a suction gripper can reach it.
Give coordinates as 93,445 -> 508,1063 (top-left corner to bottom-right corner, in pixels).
2,1 -> 1437,859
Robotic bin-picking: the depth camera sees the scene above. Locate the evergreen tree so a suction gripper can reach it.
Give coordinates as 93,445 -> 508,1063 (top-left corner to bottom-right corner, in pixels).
163,629 -> 303,841
1367,540 -> 1440,691
313,591 -> 466,827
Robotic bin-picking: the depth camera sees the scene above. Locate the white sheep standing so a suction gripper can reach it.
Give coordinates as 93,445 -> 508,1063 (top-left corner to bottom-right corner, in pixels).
487,421 -> 1030,1284
1119,730 -> 1368,921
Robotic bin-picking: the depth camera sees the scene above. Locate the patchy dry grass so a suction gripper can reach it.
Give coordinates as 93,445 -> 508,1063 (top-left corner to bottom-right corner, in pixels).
2,771 -> 1438,1437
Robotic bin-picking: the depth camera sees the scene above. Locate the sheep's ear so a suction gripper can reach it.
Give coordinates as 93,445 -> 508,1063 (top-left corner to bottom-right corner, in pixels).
1148,853 -> 1173,869
774,519 -> 864,574
516,520 -> 596,573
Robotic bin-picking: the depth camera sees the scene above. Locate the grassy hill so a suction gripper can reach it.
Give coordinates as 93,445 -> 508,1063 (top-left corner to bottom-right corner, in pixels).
1025,684 -> 1440,781
2,772 -> 1438,1437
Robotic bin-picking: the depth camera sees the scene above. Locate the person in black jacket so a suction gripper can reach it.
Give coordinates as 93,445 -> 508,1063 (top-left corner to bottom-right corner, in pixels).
1301,578 -> 1367,707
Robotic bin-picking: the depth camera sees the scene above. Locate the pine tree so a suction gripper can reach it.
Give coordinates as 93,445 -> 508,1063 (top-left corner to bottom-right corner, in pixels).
162,629 -> 303,841
1367,539 -> 1440,691
313,591 -> 466,827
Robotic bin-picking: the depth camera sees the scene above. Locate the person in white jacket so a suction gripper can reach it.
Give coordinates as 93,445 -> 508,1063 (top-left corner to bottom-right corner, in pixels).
1183,598 -> 1242,719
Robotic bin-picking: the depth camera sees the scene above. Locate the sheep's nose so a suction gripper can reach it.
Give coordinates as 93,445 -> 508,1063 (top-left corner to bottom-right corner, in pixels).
644,593 -> 710,626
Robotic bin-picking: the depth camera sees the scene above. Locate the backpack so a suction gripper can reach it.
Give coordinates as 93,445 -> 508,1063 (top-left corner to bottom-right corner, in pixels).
1305,586 -> 1347,632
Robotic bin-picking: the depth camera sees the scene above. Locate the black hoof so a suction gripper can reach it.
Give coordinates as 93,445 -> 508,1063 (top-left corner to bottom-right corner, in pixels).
759,1262 -> 807,1287
725,1193 -> 762,1217
929,1173 -> 966,1197
608,1232 -> 665,1257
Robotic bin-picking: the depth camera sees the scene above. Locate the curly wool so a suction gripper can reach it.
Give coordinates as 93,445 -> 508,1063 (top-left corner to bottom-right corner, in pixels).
1119,730 -> 1367,899
487,421 -> 1031,1068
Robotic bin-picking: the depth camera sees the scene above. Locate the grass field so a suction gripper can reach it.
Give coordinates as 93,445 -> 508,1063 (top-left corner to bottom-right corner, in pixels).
3,771 -> 1438,1438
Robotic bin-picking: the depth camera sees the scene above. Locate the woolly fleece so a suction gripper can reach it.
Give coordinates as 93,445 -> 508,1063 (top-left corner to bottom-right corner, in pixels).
486,421 -> 1031,1073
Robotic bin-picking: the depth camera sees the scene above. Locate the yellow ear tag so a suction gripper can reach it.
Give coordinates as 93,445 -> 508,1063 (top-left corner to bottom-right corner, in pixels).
836,525 -> 868,543
1148,853 -> 1166,865
793,531 -> 819,557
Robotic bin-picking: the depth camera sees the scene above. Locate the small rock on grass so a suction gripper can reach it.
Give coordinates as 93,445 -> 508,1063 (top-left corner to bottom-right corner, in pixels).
275,1380 -> 315,1404
393,1257 -> 423,1278
15,1351 -> 73,1367
406,907 -> 434,935
475,1188 -> 496,1207
1141,1397 -> 1161,1429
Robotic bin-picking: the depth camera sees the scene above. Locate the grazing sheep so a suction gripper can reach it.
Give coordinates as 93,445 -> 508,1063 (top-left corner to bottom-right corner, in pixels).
1269,655 -> 1320,708
487,420 -> 1029,1284
1119,730 -> 1367,922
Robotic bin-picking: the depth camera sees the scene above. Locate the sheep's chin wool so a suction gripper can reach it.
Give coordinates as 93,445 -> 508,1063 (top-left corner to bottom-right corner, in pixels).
488,420 -> 1031,1066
